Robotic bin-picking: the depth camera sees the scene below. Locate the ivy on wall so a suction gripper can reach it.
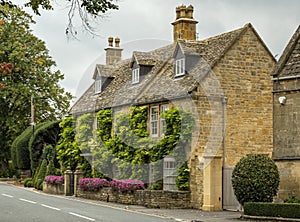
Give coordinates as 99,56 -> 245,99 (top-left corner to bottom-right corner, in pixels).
93,105 -> 193,188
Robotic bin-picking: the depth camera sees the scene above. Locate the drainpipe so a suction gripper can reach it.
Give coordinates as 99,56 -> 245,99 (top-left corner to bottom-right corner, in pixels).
222,97 -> 228,167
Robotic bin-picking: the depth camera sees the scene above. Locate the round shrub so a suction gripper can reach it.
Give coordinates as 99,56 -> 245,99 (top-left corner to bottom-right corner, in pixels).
232,154 -> 280,206
24,178 -> 33,187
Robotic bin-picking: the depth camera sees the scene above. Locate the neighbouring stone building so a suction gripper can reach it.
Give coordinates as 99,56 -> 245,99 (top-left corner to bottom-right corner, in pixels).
70,5 -> 276,210
272,25 -> 300,200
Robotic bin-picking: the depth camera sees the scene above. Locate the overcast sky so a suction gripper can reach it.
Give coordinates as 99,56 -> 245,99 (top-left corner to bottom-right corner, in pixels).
23,0 -> 300,102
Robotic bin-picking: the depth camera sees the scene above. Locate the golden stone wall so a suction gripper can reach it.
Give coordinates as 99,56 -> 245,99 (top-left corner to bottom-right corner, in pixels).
189,27 -> 275,210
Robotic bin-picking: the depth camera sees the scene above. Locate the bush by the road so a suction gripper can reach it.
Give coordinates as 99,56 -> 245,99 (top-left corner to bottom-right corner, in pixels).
232,154 -> 280,206
285,196 -> 300,204
24,178 -> 33,187
244,202 -> 300,219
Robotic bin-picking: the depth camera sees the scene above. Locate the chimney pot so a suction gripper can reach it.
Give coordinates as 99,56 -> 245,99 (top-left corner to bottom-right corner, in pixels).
115,37 -> 120,47
108,37 -> 113,47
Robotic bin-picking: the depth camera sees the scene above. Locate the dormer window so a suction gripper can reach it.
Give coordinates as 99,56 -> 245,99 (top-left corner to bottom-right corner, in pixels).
132,68 -> 140,84
175,58 -> 185,77
94,79 -> 101,94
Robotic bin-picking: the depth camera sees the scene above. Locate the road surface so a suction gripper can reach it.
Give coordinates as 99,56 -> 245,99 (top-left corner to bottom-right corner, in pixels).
0,182 -> 176,222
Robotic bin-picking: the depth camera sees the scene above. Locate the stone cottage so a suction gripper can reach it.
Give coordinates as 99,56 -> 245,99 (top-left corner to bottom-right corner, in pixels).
272,25 -> 300,200
70,5 -> 276,210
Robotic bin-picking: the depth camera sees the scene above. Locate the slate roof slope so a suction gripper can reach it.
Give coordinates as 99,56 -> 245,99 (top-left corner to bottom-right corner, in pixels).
70,23 -> 266,113
93,64 -> 116,78
272,25 -> 300,78
95,44 -> 175,109
69,83 -> 98,114
135,25 -> 249,104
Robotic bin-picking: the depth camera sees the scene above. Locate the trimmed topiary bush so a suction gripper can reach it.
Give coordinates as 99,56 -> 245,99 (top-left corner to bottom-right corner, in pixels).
24,178 -> 33,187
244,202 -> 300,219
34,159 -> 47,190
46,160 -> 56,176
232,154 -> 280,206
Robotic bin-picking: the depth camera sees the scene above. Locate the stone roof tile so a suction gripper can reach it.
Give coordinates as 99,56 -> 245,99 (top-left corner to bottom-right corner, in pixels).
272,25 -> 300,78
70,24 -> 257,114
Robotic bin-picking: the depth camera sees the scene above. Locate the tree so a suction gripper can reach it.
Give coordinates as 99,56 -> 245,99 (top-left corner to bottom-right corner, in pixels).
0,0 -> 119,36
232,154 -> 280,206
0,5 -> 71,172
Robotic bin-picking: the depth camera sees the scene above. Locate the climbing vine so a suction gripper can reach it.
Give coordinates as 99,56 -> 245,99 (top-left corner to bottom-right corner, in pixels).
93,105 -> 194,188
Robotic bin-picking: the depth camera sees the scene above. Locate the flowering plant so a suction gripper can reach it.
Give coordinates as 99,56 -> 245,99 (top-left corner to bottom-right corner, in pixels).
79,178 -> 110,191
110,180 -> 144,193
44,175 -> 64,185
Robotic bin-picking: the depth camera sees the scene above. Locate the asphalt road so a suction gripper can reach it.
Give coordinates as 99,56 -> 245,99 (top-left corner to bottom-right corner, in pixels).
0,183 -> 176,222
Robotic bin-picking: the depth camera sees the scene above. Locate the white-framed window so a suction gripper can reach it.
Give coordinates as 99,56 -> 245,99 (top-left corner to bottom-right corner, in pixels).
160,104 -> 169,136
132,68 -> 140,84
150,104 -> 169,137
94,79 -> 101,94
175,58 -> 185,77
150,106 -> 159,137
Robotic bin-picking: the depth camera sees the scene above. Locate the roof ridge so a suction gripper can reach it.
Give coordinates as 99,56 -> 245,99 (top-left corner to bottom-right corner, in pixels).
272,25 -> 300,76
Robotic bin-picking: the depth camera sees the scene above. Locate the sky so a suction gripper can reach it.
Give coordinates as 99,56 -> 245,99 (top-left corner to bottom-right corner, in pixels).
21,0 -> 300,103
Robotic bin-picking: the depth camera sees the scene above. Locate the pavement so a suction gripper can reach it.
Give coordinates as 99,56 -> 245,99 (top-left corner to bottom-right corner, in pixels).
6,181 -> 244,222
65,195 -> 243,222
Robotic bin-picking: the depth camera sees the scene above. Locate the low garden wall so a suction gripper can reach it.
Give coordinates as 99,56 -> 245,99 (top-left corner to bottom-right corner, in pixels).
43,182 -> 64,195
76,188 -> 191,209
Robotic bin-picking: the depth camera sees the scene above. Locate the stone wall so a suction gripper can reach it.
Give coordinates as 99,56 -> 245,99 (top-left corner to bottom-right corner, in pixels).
273,78 -> 300,159
214,27 -> 275,166
189,26 -> 275,210
276,160 -> 300,201
43,182 -> 64,195
76,187 -> 191,209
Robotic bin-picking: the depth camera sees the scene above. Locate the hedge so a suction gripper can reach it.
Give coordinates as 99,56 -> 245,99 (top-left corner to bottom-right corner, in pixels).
28,120 -> 60,172
244,202 -> 300,219
15,126 -> 32,170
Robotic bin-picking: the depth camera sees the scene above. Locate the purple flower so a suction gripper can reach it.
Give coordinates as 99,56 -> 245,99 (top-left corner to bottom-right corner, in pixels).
110,179 -> 144,192
45,176 -> 64,185
79,178 -> 110,191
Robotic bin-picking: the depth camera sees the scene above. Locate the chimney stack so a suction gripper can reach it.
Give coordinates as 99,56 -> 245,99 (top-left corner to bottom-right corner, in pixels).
171,5 -> 198,42
105,37 -> 123,66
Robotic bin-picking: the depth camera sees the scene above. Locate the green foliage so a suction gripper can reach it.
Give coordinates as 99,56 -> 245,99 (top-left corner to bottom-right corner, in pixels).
56,115 -> 92,175
149,179 -> 163,190
34,159 -> 47,190
244,202 -> 300,219
46,160 -> 56,176
0,160 -> 18,178
24,177 -> 33,187
96,109 -> 112,142
56,116 -> 77,171
232,154 -> 280,206
0,4 -> 71,170
1,0 -> 119,37
107,107 -> 193,164
285,196 -> 300,204
94,106 -> 193,184
129,106 -> 149,137
14,126 -> 32,170
176,162 -> 190,191
29,121 -> 60,173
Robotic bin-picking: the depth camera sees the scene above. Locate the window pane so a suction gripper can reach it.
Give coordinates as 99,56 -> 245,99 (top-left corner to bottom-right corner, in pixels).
150,106 -> 158,136
132,68 -> 139,83
95,79 -> 101,93
175,59 -> 185,76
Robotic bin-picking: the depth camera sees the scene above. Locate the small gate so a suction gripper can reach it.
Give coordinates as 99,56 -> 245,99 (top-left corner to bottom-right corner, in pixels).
222,166 -> 240,210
